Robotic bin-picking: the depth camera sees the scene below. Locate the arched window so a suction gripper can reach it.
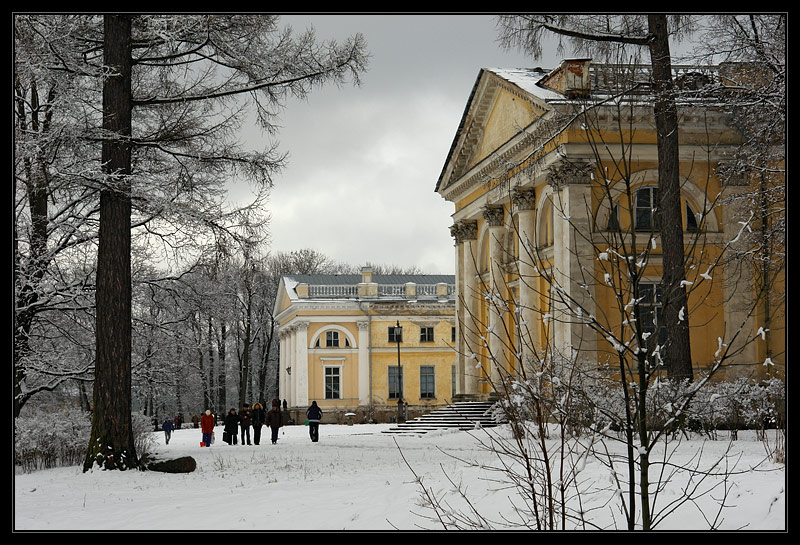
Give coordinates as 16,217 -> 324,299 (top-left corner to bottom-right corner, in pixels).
538,196 -> 554,248
313,329 -> 351,348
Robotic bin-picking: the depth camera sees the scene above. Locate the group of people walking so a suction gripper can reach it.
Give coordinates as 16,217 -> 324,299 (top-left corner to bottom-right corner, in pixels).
164,400 -> 324,446
222,399 -> 286,445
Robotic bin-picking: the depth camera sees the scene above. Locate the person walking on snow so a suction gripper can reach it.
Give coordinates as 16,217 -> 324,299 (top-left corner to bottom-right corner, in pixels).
266,399 -> 283,444
223,408 -> 239,445
239,403 -> 252,445
251,402 -> 266,445
306,400 -> 323,443
200,409 -> 215,447
162,416 -> 174,445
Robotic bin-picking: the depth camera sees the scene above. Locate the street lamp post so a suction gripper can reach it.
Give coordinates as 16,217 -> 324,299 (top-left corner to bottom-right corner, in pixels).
395,320 -> 404,423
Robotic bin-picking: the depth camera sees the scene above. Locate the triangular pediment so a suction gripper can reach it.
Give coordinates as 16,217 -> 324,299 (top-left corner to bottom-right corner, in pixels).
435,68 -> 556,197
273,277 -> 295,321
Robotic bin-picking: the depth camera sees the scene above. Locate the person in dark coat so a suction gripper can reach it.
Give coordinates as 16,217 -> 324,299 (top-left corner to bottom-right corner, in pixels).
192,413 -> 199,429
251,402 -> 266,445
162,416 -> 174,445
239,403 -> 252,445
223,408 -> 239,445
306,400 -> 323,443
266,399 -> 283,444
200,409 -> 215,447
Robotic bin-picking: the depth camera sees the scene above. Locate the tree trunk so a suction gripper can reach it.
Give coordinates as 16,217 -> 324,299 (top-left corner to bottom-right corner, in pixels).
238,311 -> 251,409
647,14 -> 693,381
204,317 -> 214,412
217,322 -> 227,412
175,344 -> 184,423
83,15 -> 137,471
14,79 -> 55,417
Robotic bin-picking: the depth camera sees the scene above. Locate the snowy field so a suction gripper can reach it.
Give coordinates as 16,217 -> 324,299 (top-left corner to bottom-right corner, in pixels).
14,423 -> 785,532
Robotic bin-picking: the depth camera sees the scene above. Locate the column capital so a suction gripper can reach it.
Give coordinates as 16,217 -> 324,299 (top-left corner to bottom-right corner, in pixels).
451,220 -> 478,243
546,160 -> 594,189
511,187 -> 536,211
483,205 -> 505,227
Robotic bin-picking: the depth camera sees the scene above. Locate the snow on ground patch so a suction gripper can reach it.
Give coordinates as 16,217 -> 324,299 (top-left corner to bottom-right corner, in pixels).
14,423 -> 785,531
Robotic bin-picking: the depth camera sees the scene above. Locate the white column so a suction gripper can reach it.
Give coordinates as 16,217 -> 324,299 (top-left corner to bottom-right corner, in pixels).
513,188 -> 538,371
294,321 -> 310,407
460,220 -> 480,396
278,331 -> 286,403
287,326 -> 296,407
357,321 -> 370,405
450,224 -> 465,397
550,162 -> 597,364
484,205 -> 507,387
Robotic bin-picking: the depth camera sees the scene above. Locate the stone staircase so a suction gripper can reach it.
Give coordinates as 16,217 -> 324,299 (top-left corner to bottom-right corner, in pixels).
383,401 -> 504,435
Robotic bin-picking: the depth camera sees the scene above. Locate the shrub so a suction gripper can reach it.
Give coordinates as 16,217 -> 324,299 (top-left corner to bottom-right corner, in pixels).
15,408 -> 158,473
14,406 -> 92,473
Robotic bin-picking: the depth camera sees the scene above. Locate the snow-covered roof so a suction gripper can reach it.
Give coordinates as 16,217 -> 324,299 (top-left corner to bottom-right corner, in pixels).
485,67 -> 563,101
284,273 -> 455,286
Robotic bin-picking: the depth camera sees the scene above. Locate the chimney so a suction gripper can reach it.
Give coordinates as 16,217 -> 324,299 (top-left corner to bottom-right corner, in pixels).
538,58 -> 591,98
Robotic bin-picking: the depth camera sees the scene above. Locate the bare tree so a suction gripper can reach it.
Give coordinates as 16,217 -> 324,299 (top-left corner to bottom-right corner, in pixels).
690,15 -> 785,372
497,14 -> 694,380
17,14 -> 368,471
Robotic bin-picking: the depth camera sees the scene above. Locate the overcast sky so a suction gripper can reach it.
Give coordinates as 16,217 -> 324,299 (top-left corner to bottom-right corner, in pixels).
238,15 -> 561,274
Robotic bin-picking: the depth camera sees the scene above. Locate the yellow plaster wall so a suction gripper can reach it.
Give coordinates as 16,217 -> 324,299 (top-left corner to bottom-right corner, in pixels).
370,318 -> 456,405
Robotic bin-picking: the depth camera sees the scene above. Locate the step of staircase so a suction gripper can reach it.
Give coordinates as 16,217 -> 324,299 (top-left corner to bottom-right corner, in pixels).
382,401 -> 504,435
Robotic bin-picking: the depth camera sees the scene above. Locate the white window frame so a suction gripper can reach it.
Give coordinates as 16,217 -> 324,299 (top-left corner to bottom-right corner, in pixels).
321,358 -> 344,400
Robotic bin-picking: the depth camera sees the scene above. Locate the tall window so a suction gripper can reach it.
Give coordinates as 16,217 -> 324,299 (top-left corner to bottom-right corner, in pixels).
388,366 -> 403,399
388,325 -> 403,343
637,282 -> 666,345
420,366 -> 435,399
324,367 -> 341,399
325,330 -> 339,347
420,326 -> 434,343
635,187 -> 660,231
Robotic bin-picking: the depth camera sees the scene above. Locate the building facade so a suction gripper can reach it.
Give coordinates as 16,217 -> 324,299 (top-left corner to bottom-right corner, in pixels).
436,59 -> 784,400
274,268 -> 457,422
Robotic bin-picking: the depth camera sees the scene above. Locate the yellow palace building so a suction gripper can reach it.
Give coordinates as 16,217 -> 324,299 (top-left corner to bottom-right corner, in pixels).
436,59 -> 784,399
274,268 -> 457,422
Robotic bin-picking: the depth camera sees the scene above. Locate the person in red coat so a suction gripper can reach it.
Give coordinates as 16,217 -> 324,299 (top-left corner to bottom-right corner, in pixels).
200,410 -> 215,447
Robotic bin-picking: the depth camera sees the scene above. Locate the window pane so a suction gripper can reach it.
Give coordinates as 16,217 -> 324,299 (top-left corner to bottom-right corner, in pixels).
635,187 -> 659,231
607,204 -> 620,230
420,327 -> 434,342
637,282 -> 665,347
326,331 -> 339,347
420,366 -> 435,398
388,366 -> 403,399
686,202 -> 698,231
637,187 -> 652,207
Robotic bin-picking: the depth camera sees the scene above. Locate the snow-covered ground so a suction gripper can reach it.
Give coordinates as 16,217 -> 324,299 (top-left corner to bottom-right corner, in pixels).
14,423 -> 785,531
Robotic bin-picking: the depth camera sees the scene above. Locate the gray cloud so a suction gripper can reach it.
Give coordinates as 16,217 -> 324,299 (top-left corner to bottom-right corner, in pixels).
248,15 -> 555,273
